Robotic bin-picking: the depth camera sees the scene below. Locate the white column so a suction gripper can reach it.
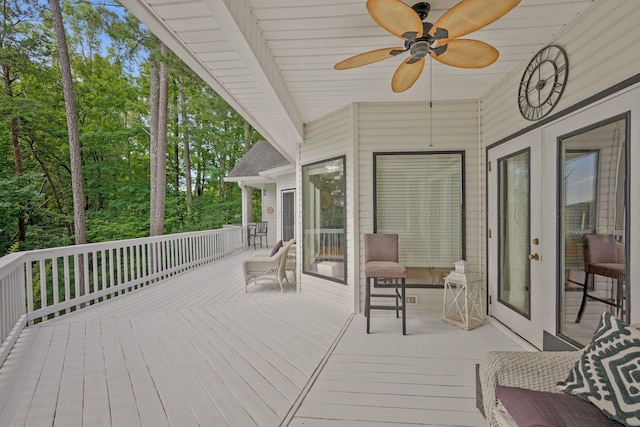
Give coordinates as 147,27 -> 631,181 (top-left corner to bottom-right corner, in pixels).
239,182 -> 253,228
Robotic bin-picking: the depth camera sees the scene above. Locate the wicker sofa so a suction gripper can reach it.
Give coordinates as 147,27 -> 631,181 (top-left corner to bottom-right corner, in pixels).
479,350 -> 583,426
479,313 -> 640,427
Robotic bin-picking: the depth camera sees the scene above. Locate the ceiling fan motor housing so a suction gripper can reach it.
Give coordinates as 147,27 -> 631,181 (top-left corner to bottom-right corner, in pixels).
410,40 -> 430,59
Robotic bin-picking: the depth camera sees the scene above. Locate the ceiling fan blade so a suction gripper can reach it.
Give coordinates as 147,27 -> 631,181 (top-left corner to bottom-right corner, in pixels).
430,39 -> 499,68
429,0 -> 520,40
367,0 -> 423,40
391,57 -> 425,93
334,47 -> 405,70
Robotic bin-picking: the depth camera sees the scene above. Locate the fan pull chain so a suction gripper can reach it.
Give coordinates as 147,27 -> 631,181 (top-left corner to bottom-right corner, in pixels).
429,57 -> 433,147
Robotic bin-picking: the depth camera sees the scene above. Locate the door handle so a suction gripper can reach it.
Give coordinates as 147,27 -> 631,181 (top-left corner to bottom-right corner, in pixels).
528,253 -> 539,261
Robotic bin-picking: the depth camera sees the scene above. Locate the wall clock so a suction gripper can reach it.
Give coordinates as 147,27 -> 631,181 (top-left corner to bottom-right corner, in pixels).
518,45 -> 568,121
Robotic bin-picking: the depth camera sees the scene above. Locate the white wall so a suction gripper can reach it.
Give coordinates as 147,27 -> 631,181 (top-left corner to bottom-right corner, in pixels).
299,106 -> 355,311
261,183 -> 277,247
357,100 -> 481,313
481,0 -> 640,145
480,0 -> 640,328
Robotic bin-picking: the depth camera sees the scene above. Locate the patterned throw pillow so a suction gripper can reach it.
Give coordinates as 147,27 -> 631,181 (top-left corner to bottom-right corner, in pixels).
559,312 -> 640,426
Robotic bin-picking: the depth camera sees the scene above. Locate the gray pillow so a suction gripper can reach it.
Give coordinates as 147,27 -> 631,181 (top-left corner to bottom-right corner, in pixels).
270,240 -> 283,257
496,385 -> 622,427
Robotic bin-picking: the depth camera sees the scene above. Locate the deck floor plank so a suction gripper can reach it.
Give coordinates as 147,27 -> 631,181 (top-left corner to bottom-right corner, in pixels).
162,308 -> 281,426
0,250 -> 529,426
101,317 -> 143,427
53,322 -> 85,427
128,313 -> 201,426
82,319 -> 111,427
24,324 -> 70,426
291,314 -> 525,427
201,303 -> 309,388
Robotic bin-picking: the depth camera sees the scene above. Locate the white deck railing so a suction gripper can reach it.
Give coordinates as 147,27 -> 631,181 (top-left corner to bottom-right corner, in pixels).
0,226 -> 244,367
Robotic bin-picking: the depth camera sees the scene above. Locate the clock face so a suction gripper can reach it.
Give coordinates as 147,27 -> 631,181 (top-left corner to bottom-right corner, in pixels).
518,45 -> 568,121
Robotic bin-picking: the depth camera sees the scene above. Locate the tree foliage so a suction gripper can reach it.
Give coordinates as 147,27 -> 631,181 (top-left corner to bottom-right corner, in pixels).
0,0 -> 262,254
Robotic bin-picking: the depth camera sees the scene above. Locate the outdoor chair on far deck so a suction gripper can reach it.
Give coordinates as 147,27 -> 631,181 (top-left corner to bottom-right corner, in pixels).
364,233 -> 407,335
252,221 -> 268,249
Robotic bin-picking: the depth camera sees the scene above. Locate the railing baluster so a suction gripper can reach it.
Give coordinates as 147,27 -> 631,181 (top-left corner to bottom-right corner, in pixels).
53,257 -> 59,316
39,259 -> 47,321
63,255 -> 70,314
92,250 -> 98,301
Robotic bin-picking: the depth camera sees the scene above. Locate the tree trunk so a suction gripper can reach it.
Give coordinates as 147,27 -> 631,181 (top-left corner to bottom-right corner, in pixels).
243,119 -> 252,153
49,0 -> 86,300
3,64 -> 27,242
173,89 -> 180,195
150,42 -> 168,236
149,51 -> 160,235
49,0 -> 86,247
180,75 -> 192,212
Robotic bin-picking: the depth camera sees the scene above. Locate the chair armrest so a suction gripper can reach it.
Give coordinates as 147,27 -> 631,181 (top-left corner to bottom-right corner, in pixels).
479,350 -> 582,426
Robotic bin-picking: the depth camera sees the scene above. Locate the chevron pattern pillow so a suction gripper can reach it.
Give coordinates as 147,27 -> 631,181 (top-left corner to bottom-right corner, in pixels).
559,312 -> 640,426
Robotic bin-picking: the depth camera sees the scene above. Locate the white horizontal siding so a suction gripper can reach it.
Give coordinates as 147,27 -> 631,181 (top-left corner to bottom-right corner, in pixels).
478,0 -> 640,301
262,183 -> 277,246
299,106 -> 354,312
481,0 -> 640,146
358,100 -> 481,314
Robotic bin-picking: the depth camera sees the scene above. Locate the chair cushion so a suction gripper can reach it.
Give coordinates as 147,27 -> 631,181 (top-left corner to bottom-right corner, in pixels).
270,240 -> 283,257
559,312 -> 640,426
587,262 -> 625,278
496,385 -> 622,427
365,261 -> 406,278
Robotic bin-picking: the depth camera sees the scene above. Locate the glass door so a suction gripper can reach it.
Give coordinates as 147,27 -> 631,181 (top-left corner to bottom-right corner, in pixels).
488,132 -> 543,349
558,115 -> 628,346
282,189 -> 295,242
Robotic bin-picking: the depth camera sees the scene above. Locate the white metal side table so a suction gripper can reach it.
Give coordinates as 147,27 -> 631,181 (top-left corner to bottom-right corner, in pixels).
442,271 -> 485,330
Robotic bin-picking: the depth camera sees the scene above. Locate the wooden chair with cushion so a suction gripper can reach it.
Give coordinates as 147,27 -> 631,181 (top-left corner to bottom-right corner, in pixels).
575,234 -> 626,323
364,233 -> 407,335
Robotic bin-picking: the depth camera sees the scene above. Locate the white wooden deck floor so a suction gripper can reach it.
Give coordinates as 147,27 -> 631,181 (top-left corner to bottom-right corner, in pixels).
0,251 -> 526,426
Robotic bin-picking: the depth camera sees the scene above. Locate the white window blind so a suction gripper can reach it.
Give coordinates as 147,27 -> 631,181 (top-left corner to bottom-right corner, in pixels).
376,154 -> 463,268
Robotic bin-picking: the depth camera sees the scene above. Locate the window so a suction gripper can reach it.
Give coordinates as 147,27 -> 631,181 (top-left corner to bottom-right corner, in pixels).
374,152 -> 464,286
281,189 -> 295,242
302,156 -> 346,283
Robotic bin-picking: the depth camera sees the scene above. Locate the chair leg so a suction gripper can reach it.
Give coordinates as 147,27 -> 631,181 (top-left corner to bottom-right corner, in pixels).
394,279 -> 399,318
365,277 -> 371,334
575,273 -> 589,323
401,278 -> 406,335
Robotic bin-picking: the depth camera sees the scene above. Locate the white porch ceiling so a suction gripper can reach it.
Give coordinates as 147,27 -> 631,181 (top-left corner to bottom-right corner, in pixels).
119,0 -> 595,158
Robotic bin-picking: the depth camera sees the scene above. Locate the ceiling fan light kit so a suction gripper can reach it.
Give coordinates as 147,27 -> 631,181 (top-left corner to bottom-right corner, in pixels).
334,0 -> 521,92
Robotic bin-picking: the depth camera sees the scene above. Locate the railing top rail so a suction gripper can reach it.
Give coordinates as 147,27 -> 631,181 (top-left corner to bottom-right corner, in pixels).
0,252 -> 27,278
0,226 -> 243,266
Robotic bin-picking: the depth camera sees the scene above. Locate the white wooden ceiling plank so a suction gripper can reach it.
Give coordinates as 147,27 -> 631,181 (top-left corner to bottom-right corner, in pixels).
203,60 -> 248,70
163,17 -> 218,32
198,51 -> 241,62
151,2 -> 211,20
260,15 -> 375,32
175,29 -> 225,43
190,40 -> 231,54
254,4 -> 365,20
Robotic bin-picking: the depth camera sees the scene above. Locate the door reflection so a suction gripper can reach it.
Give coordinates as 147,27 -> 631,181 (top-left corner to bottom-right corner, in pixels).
559,116 -> 628,346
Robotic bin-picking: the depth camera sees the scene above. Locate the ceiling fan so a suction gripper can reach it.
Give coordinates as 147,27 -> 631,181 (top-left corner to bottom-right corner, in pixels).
334,0 -> 521,93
